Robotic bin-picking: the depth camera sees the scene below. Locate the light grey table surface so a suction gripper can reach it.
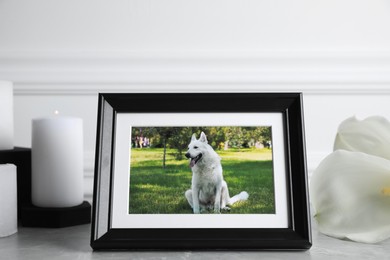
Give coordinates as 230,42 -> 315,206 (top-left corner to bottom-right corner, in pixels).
1,220 -> 389,260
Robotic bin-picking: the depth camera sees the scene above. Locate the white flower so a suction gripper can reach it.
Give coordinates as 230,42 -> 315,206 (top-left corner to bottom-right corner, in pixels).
334,116 -> 390,160
312,115 -> 390,243
311,150 -> 390,243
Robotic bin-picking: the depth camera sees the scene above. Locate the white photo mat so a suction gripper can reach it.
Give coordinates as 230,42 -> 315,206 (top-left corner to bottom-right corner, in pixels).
111,113 -> 288,229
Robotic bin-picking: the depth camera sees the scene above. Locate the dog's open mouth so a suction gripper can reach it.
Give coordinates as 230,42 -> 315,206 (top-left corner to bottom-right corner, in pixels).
189,154 -> 202,168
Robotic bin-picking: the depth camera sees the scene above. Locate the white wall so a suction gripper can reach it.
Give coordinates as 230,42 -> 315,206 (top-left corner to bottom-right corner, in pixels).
1,0 -> 390,200
1,0 -> 390,51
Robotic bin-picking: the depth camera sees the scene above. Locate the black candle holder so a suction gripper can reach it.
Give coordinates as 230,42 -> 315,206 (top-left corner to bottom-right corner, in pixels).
21,201 -> 91,228
0,147 -> 91,228
0,147 -> 32,218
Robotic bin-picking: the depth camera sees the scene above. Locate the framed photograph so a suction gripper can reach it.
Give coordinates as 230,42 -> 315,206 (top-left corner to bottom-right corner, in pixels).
90,93 -> 311,250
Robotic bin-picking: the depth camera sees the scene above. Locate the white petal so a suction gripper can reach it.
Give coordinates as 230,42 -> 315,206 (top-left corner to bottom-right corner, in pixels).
334,116 -> 390,160
346,225 -> 390,244
311,150 -> 390,243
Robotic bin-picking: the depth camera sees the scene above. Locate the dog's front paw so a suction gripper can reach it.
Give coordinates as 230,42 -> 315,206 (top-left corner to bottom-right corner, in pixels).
193,208 -> 200,214
213,208 -> 221,214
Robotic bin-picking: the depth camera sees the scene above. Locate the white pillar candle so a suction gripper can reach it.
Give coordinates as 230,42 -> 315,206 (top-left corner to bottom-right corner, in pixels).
0,164 -> 17,237
32,115 -> 84,208
0,81 -> 14,150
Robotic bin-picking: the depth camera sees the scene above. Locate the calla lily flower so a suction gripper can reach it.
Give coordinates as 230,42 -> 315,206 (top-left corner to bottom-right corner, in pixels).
311,150 -> 390,243
334,116 -> 390,160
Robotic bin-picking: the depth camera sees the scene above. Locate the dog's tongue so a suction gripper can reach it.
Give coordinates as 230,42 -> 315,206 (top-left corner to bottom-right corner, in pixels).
190,159 -> 195,168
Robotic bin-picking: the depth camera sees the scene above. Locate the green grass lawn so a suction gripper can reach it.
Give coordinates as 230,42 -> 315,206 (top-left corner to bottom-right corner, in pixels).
129,148 -> 275,214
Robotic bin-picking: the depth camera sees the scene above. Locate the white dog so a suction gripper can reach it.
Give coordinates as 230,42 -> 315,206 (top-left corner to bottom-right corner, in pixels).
185,132 -> 249,214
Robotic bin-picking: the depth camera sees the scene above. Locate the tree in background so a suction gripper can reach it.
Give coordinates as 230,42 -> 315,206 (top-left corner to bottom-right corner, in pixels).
132,127 -> 176,169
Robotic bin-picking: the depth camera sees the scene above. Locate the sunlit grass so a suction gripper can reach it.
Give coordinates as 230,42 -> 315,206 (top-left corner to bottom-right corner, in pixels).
129,148 -> 275,214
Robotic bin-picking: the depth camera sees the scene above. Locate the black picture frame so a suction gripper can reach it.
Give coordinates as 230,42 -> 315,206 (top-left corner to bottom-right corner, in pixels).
90,93 -> 311,250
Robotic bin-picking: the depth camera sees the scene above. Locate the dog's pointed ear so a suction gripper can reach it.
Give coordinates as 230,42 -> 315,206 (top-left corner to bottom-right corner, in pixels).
191,133 -> 197,141
199,132 -> 208,143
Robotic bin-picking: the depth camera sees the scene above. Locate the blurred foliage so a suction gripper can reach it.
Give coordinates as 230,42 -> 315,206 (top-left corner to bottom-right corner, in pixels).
132,126 -> 272,168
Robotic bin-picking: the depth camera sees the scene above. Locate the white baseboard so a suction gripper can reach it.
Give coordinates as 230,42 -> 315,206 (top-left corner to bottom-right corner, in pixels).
1,50 -> 390,95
